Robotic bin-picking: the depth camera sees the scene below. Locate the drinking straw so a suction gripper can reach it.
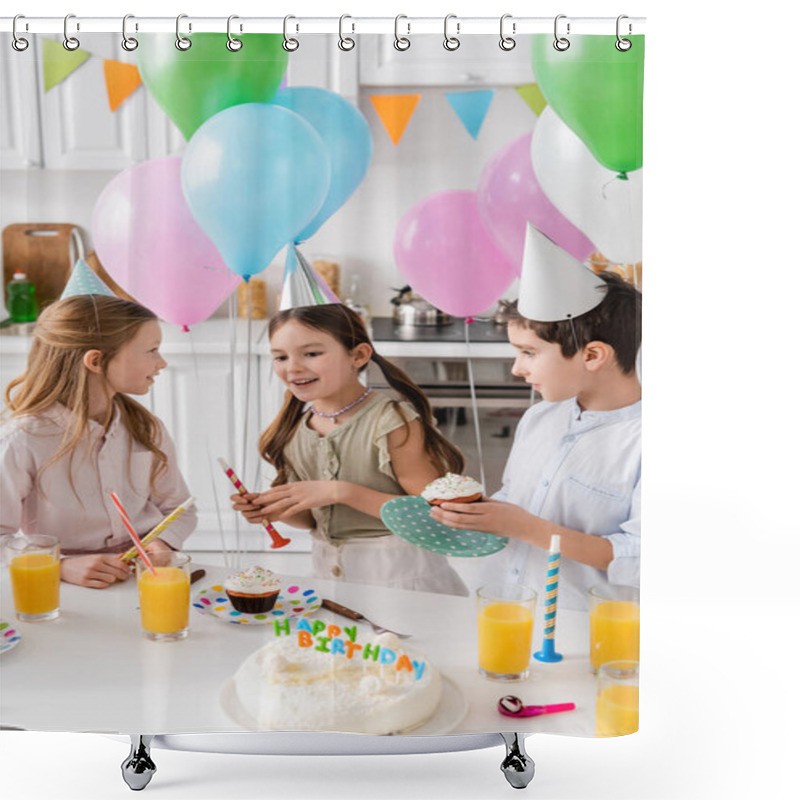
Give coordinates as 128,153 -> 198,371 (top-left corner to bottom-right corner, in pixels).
109,491 -> 156,575
217,458 -> 291,549
534,534 -> 563,663
118,496 -> 196,562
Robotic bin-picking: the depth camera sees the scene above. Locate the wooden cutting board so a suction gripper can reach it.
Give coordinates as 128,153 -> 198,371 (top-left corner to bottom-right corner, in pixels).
2,223 -> 77,309
2,224 -> 135,309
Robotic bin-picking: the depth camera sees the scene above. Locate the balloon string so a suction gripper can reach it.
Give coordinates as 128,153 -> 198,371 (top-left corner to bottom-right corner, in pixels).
240,288 -> 255,561
464,319 -> 486,491
188,327 -> 230,570
228,293 -> 241,569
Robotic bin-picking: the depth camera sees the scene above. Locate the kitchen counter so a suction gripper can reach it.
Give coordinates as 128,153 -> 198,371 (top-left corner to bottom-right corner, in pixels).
1,316 -> 515,359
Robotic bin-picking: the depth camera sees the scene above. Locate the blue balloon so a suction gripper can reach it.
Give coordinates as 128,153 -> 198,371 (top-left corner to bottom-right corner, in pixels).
181,103 -> 330,279
272,87 -> 373,242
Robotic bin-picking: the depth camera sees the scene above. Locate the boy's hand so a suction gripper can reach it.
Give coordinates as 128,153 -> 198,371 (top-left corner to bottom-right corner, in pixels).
60,554 -> 133,589
429,498 -> 534,539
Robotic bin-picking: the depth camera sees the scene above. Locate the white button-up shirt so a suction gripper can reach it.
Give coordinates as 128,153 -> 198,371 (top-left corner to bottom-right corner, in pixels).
1,403 -> 197,554
483,397 -> 641,610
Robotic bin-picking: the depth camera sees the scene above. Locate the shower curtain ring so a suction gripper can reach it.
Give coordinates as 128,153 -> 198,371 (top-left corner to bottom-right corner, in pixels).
12,15 -> 29,52
227,15 -> 243,51
283,15 -> 299,51
499,14 -> 516,51
443,14 -> 460,51
616,15 -> 632,51
175,14 -> 192,50
553,14 -> 570,51
338,15 -> 355,51
394,15 -> 411,51
122,14 -> 139,52
63,14 -> 80,51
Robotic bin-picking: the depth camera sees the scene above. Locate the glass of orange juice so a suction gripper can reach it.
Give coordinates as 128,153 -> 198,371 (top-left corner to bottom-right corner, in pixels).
136,551 -> 191,641
596,660 -> 639,737
477,583 -> 536,681
5,534 -> 61,622
589,584 -> 639,673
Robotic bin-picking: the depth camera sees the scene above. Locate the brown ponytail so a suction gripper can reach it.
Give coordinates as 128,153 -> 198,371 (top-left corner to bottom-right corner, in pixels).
258,304 -> 465,485
370,352 -> 464,474
258,389 -> 307,486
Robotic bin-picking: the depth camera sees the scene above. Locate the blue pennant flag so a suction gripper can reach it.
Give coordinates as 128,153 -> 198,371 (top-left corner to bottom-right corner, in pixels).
445,90 -> 496,139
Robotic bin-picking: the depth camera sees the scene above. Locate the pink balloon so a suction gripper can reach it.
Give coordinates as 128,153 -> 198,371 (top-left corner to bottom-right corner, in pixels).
477,132 -> 595,268
394,190 -> 517,317
92,157 -> 241,329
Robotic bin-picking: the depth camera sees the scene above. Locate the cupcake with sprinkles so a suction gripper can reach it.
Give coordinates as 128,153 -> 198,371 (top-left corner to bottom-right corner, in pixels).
421,473 -> 484,506
224,566 -> 282,613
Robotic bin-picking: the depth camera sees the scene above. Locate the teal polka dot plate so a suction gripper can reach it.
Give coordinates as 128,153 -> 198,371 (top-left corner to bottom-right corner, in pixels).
381,496 -> 508,557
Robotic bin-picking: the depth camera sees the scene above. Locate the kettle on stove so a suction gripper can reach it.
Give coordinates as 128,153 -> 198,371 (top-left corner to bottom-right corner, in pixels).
390,286 -> 452,327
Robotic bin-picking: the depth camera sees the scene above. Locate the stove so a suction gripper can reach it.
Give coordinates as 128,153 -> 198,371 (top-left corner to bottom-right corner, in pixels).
371,317 -> 510,344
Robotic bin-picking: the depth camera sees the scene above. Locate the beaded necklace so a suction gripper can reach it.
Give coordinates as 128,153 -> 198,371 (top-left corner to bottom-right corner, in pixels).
310,387 -> 373,419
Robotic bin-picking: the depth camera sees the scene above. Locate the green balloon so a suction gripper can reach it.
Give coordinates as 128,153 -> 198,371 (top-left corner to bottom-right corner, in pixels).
137,33 -> 288,140
531,35 -> 644,174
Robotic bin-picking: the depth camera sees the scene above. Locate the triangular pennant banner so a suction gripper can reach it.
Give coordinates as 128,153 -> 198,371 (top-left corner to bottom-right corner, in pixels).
103,59 -> 142,112
516,83 -> 547,116
445,90 -> 495,139
43,38 -> 91,92
369,94 -> 421,145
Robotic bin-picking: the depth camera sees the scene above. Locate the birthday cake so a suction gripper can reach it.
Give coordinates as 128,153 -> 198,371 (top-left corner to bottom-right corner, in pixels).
230,621 -> 442,735
421,473 -> 484,505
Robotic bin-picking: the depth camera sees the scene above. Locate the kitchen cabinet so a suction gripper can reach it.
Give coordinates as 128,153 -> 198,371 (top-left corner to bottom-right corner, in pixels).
359,34 -> 536,87
1,33 -> 357,172
0,34 -> 42,168
1,33 -> 184,171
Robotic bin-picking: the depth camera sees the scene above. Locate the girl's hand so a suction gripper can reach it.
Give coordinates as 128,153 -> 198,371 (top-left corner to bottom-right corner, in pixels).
230,491 -> 272,523
250,481 -> 341,522
429,499 -> 535,539
144,538 -> 176,565
60,554 -> 133,589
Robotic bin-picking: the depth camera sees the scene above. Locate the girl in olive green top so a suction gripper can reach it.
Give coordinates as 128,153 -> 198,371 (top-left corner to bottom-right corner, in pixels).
232,304 -> 468,596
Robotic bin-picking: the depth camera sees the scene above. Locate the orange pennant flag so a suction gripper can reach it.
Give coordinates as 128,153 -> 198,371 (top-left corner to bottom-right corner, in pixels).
103,60 -> 142,112
369,94 -> 421,145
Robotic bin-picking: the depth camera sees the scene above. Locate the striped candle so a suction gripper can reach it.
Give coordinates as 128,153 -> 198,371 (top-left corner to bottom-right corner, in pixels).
534,534 -> 563,663
217,458 -> 291,549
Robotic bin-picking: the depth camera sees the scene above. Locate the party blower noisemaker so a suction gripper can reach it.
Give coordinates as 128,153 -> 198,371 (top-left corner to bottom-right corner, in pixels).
534,534 -> 563,663
217,458 -> 291,549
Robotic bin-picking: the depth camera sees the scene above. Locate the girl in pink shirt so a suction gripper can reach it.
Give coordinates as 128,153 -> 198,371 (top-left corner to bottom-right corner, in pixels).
1,295 -> 197,589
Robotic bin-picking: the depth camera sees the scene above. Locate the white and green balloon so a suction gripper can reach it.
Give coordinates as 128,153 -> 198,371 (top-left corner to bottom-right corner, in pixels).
531,106 -> 642,266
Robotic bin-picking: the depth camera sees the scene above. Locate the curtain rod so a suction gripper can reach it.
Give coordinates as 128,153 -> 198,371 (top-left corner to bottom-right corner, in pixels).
1,16 -> 646,36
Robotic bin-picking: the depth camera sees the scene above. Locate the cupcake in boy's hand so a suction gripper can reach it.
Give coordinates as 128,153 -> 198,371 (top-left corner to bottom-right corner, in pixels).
224,566 -> 281,613
421,473 -> 484,506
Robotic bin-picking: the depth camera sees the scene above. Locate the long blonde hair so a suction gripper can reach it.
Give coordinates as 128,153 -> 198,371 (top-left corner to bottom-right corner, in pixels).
4,295 -> 168,492
259,304 -> 465,485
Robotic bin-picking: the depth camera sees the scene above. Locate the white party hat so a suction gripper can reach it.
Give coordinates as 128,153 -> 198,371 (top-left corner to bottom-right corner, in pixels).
279,245 -> 340,310
518,223 -> 607,322
60,258 -> 116,299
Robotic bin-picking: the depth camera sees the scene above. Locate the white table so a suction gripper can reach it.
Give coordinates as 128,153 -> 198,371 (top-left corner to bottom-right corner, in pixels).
0,565 -> 597,737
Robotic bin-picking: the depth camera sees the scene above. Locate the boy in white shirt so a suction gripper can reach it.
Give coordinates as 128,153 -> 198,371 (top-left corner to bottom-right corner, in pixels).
431,269 -> 641,610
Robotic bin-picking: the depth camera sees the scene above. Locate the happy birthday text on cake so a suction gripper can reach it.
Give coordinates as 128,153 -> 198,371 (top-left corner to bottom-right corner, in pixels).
273,618 -> 426,680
